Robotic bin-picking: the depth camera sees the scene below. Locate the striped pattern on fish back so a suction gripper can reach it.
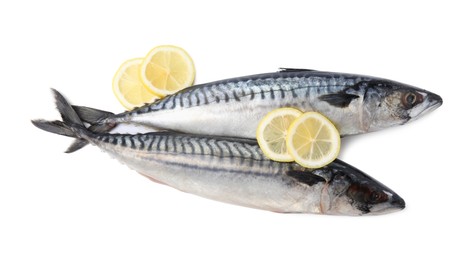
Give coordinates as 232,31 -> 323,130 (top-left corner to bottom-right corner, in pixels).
90,132 -> 267,161
127,72 -> 366,115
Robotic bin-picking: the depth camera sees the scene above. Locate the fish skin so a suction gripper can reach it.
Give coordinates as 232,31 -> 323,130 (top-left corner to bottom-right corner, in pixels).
32,89 -> 406,216
82,68 -> 441,139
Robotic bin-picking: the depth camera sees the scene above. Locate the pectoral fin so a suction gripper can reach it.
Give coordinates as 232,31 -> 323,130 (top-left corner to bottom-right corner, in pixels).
286,170 -> 326,186
319,93 -> 359,108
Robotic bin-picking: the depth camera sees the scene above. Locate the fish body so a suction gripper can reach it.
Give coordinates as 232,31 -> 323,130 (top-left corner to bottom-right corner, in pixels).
82,68 -> 442,139
32,90 -> 405,216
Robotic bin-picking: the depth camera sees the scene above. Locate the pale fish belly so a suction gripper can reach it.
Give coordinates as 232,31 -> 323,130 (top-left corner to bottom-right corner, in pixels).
108,148 -> 323,213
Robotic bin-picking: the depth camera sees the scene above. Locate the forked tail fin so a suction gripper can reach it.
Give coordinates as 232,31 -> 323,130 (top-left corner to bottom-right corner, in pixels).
31,89 -> 90,153
65,105 -> 117,152
72,105 -> 115,125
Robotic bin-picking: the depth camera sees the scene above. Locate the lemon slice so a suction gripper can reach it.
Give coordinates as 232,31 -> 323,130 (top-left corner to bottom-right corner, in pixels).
140,45 -> 195,96
256,108 -> 303,162
113,58 -> 160,110
286,112 -> 340,168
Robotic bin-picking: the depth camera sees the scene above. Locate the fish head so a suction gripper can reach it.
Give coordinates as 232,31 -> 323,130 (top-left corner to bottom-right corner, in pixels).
324,160 -> 405,216
360,79 -> 443,131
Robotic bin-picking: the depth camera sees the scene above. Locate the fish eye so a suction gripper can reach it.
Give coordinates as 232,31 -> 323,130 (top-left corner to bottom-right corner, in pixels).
369,191 -> 388,203
402,92 -> 422,109
347,184 -> 370,202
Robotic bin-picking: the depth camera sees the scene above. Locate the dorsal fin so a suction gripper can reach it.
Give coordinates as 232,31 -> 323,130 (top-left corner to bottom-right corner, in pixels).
278,68 -> 317,73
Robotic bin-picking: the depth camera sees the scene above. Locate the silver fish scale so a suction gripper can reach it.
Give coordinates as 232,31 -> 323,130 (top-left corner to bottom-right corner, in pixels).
143,75 -> 362,113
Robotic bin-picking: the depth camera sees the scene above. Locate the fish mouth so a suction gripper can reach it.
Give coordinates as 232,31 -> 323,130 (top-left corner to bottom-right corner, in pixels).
409,92 -> 443,120
367,193 -> 406,215
427,92 -> 443,110
390,193 -> 406,210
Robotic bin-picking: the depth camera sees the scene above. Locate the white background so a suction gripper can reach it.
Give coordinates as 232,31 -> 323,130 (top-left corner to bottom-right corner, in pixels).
1,1 -> 473,259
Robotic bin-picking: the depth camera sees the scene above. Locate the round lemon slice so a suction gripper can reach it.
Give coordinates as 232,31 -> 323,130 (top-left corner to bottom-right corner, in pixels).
286,112 -> 340,168
113,58 -> 160,110
256,108 -> 303,162
140,45 -> 195,96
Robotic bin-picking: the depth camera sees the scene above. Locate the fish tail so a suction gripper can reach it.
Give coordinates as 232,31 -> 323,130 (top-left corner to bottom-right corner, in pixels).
66,105 -> 117,152
72,105 -> 115,126
31,89 -> 91,153
72,105 -> 117,134
31,119 -> 78,138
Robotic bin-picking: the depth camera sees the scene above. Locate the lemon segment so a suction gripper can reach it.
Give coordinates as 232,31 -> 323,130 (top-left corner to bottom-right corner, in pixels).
140,45 -> 195,96
256,108 -> 303,162
112,58 -> 160,110
286,112 -> 340,168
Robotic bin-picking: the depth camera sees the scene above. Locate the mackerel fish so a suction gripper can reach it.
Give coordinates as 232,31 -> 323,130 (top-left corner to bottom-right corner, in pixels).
74,68 -> 442,144
32,90 -> 405,216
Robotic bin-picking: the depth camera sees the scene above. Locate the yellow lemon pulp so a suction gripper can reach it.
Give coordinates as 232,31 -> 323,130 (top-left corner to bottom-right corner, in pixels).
256,108 -> 303,162
113,58 -> 159,110
286,112 -> 340,168
140,45 -> 195,96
